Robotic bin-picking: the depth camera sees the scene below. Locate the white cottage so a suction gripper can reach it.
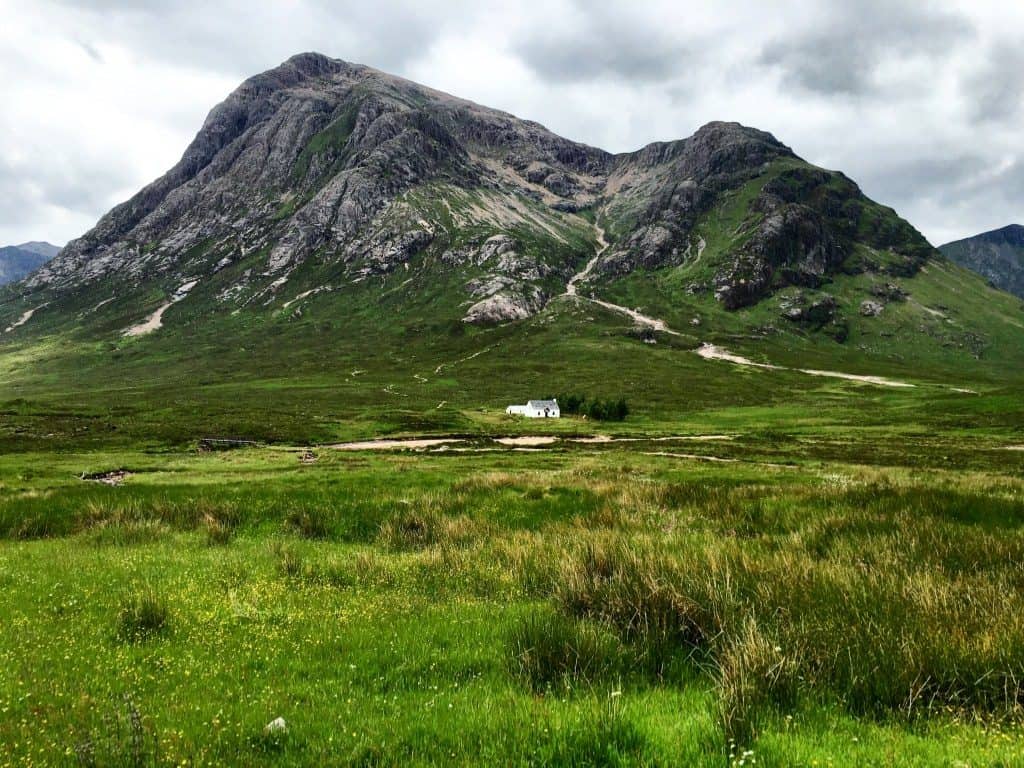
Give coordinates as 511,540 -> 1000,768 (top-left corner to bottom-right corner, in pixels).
506,399 -> 560,418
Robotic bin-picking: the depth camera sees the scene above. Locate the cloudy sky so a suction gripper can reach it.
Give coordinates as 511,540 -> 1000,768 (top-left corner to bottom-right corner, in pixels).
1,0 -> 1021,247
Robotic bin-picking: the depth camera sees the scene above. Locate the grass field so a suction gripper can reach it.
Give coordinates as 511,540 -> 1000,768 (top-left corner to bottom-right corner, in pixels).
2,417 -> 1024,766
3,232 -> 1024,764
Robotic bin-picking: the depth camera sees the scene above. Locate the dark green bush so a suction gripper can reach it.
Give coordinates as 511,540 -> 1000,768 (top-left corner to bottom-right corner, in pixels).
549,394 -> 629,421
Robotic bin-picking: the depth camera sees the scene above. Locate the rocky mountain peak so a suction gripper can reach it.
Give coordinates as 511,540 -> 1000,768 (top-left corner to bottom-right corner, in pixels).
11,54 -> 938,336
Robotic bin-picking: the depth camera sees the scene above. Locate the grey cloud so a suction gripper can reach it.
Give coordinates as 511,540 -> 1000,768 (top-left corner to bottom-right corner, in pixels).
857,154 -> 989,206
759,0 -> 971,96
48,0 -> 452,78
0,155 -> 133,229
970,157 -> 1024,206
514,8 -> 692,83
75,39 -> 103,63
964,43 -> 1024,125
4,1 -> 1023,247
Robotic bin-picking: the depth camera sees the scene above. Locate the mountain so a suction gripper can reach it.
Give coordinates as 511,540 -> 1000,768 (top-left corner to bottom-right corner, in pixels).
1,53 -> 1022,430
21,53 -> 932,317
0,242 -> 60,286
13,241 -> 61,259
939,225 -> 1024,299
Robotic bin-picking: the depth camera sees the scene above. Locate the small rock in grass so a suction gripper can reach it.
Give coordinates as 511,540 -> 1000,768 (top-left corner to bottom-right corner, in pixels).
264,717 -> 288,735
860,299 -> 884,317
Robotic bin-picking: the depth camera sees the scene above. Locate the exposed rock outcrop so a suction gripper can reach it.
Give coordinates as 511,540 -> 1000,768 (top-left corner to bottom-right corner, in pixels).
860,300 -> 884,317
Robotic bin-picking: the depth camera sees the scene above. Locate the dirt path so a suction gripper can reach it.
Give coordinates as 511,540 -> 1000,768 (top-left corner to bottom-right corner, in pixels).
696,343 -> 915,388
495,436 -> 559,446
565,220 -> 609,297
556,217 -> 955,392
561,225 -> 935,390
434,344 -> 498,375
321,433 -> 785,466
330,438 -> 463,450
696,343 -> 781,370
326,434 -> 737,452
799,368 -> 916,388
4,303 -> 46,333
564,217 -> 683,335
586,297 -> 682,335
124,279 -> 199,337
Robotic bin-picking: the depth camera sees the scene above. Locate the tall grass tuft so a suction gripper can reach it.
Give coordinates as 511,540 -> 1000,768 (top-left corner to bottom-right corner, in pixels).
376,503 -> 484,552
116,588 -> 171,642
273,541 -> 310,580
717,619 -> 802,743
543,695 -> 648,766
286,507 -> 332,540
377,508 -> 442,551
507,608 -> 623,693
87,519 -> 170,546
554,542 -> 718,677
203,513 -> 235,546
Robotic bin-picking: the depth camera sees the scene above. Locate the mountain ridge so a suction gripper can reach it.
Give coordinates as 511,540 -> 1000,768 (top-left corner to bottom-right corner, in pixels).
24,52 -> 928,310
0,241 -> 60,287
940,225 -> 1024,298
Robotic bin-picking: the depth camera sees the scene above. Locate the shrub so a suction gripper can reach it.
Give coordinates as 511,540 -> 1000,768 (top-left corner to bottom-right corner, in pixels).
554,393 -> 587,415
116,589 -> 170,642
507,608 -> 623,693
585,398 -> 629,422
549,393 -> 629,420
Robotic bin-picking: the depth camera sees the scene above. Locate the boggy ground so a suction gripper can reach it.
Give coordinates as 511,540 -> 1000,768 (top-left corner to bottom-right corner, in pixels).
2,437 -> 1024,767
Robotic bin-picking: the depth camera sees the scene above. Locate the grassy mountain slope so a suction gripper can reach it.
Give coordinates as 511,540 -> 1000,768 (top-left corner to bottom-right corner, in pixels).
1,54 -> 1022,448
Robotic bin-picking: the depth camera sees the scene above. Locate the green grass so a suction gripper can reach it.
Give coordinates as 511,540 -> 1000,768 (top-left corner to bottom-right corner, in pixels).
3,444 -> 1024,765
3,147 -> 1024,764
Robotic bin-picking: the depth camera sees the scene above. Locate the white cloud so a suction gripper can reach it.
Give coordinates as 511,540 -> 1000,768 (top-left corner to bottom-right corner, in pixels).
0,0 -> 1021,247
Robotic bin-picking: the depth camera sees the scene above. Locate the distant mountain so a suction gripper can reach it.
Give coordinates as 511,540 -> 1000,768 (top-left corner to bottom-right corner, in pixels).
0,241 -> 60,286
939,225 -> 1024,298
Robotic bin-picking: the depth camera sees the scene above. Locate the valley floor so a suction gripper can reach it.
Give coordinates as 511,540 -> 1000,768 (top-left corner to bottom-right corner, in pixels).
2,430 -> 1024,766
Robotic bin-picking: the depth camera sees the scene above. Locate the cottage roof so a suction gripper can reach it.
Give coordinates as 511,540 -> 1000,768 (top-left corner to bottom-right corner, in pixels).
527,400 -> 558,409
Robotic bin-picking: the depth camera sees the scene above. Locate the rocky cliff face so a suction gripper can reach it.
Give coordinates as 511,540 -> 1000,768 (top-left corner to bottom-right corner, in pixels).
940,225 -> 1024,299
11,53 -> 937,332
